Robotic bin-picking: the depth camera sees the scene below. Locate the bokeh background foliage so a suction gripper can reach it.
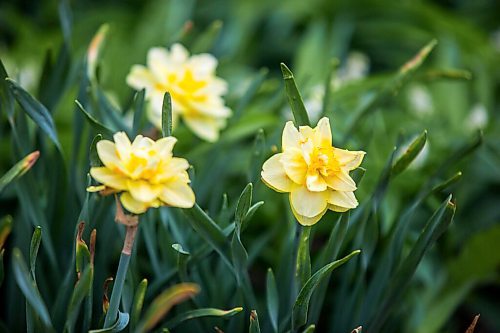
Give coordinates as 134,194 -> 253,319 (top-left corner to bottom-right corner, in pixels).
1,0 -> 500,332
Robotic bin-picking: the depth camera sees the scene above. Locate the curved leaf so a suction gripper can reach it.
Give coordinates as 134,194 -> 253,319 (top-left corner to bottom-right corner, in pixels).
165,307 -> 243,329
89,311 -> 129,333
0,151 -> 39,194
280,63 -> 310,126
75,100 -> 113,137
392,130 -> 427,176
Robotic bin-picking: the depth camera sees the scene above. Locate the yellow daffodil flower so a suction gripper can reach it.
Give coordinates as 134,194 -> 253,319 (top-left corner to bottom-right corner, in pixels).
126,43 -> 231,142
261,117 -> 365,226
88,132 -> 195,214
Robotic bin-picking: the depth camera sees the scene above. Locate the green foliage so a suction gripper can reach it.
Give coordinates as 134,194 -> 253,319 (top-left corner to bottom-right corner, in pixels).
1,0 -> 499,332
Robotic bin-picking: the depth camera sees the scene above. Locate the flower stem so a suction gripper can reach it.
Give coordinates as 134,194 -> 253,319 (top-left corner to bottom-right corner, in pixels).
294,225 -> 311,295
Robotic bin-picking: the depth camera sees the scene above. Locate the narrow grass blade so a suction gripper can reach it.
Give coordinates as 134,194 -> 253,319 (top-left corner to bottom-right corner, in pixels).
392,130 -> 427,176
302,324 -> 316,333
136,283 -> 200,333
234,68 -> 269,120
7,78 -> 61,150
0,151 -> 39,194
236,183 -> 253,226
295,226 -> 312,292
0,59 -> 14,118
130,279 -> 148,332
76,100 -> 114,137
266,268 -> 279,333
368,196 -> 455,332
192,20 -> 223,53
249,310 -> 261,333
165,307 -> 243,329
12,248 -> 53,330
90,134 -> 103,167
162,92 -> 173,137
0,216 -> 12,250
280,63 -> 310,126
95,87 -> 129,132
292,250 -> 361,330
29,226 -> 42,281
64,266 -> 94,333
89,311 -> 129,333
132,89 -> 146,135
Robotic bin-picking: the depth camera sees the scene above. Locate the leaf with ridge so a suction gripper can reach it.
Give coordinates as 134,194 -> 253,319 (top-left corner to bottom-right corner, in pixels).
392,130 -> 427,176
162,92 -> 173,137
165,307 -> 243,329
89,311 -> 129,333
280,63 -> 310,126
266,268 -> 279,333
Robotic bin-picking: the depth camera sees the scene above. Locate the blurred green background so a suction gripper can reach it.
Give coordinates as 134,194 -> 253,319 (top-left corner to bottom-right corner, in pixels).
1,0 -> 500,332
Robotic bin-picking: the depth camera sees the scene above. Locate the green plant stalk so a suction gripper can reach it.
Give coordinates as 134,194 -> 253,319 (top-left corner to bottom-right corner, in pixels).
295,225 -> 312,297
103,224 -> 138,328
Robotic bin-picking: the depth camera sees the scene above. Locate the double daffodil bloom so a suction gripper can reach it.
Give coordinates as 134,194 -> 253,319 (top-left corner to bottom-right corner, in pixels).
126,43 -> 231,142
261,117 -> 365,226
89,132 -> 195,214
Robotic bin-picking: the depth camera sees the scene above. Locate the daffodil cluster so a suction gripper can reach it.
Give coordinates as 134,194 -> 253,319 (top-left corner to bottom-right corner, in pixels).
261,117 -> 365,226
89,132 -> 195,214
126,43 -> 231,142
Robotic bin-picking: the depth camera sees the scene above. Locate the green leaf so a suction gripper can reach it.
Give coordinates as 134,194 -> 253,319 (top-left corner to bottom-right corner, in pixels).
0,59 -> 14,118
89,311 -> 129,333
29,226 -> 42,281
0,216 -> 12,250
12,248 -> 53,330
136,283 -> 200,333
280,63 -> 311,126
236,183 -> 253,226
249,310 -> 261,333
76,100 -> 114,137
90,134 -> 103,167
0,249 -> 4,287
183,204 -> 232,267
95,87 -> 129,132
292,250 -> 361,330
132,89 -> 146,135
302,324 -> 316,333
266,268 -> 279,333
130,279 -> 148,332
162,92 -> 173,137
58,0 -> 73,45
368,196 -> 455,332
165,307 -> 243,329
392,130 -> 427,176
242,201 -> 264,232
248,128 -> 266,184
65,266 -> 94,333
191,20 -> 223,53
0,151 -> 40,194
7,78 -> 61,149
234,68 -> 269,120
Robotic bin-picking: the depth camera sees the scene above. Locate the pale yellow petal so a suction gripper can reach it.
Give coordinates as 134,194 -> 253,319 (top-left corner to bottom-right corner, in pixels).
290,186 -> 328,218
327,190 -> 358,209
126,65 -> 156,91
328,204 -> 350,213
170,43 -> 190,64
183,115 -> 220,142
96,140 -> 120,168
334,148 -> 366,170
120,192 -> 148,214
261,153 -> 294,193
113,132 -> 132,160
315,117 -> 332,146
153,137 -> 177,156
281,149 -> 307,185
127,179 -> 161,203
160,178 -> 195,208
298,126 -> 315,141
90,167 -> 127,190
306,172 -> 328,192
147,47 -> 171,73
188,54 -> 218,76
132,135 -> 154,150
325,171 -> 357,191
282,121 -> 300,150
290,202 -> 327,226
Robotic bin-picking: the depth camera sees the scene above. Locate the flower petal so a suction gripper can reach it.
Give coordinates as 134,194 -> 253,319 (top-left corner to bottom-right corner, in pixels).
160,178 -> 195,208
261,153 -> 294,193
127,179 -> 161,203
126,65 -> 156,90
120,192 -> 149,214
315,117 -> 332,146
281,149 -> 307,185
282,121 -> 300,150
334,148 -> 366,170
290,186 -> 328,218
90,167 -> 128,190
153,137 -> 177,156
96,140 -> 120,169
290,202 -> 327,226
325,171 -> 357,191
113,132 -> 132,161
327,190 -> 358,209
306,172 -> 328,192
328,204 -> 350,213
183,115 -> 221,142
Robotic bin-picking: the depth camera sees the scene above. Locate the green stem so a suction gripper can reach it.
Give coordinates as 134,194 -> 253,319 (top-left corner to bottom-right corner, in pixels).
294,225 -> 312,296
104,224 -> 137,328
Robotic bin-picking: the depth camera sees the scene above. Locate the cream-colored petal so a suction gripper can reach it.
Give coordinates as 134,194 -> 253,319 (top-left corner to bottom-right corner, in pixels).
183,115 -> 220,142
298,126 -> 315,141
289,186 -> 328,218
290,202 -> 327,226
159,178 -> 195,208
282,121 -> 300,150
113,132 -> 132,160
170,43 -> 190,64
334,148 -> 366,170
300,139 -> 314,165
120,192 -> 148,214
147,47 -> 171,73
127,179 -> 161,203
261,153 -> 294,193
315,117 -> 332,146
306,172 -> 328,192
325,171 -> 357,191
126,65 -> 156,90
90,167 -> 127,190
281,149 -> 307,185
153,137 -> 177,156
327,190 -> 358,209
96,140 -> 120,168
132,135 -> 154,150
189,54 -> 217,76
328,204 -> 350,213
